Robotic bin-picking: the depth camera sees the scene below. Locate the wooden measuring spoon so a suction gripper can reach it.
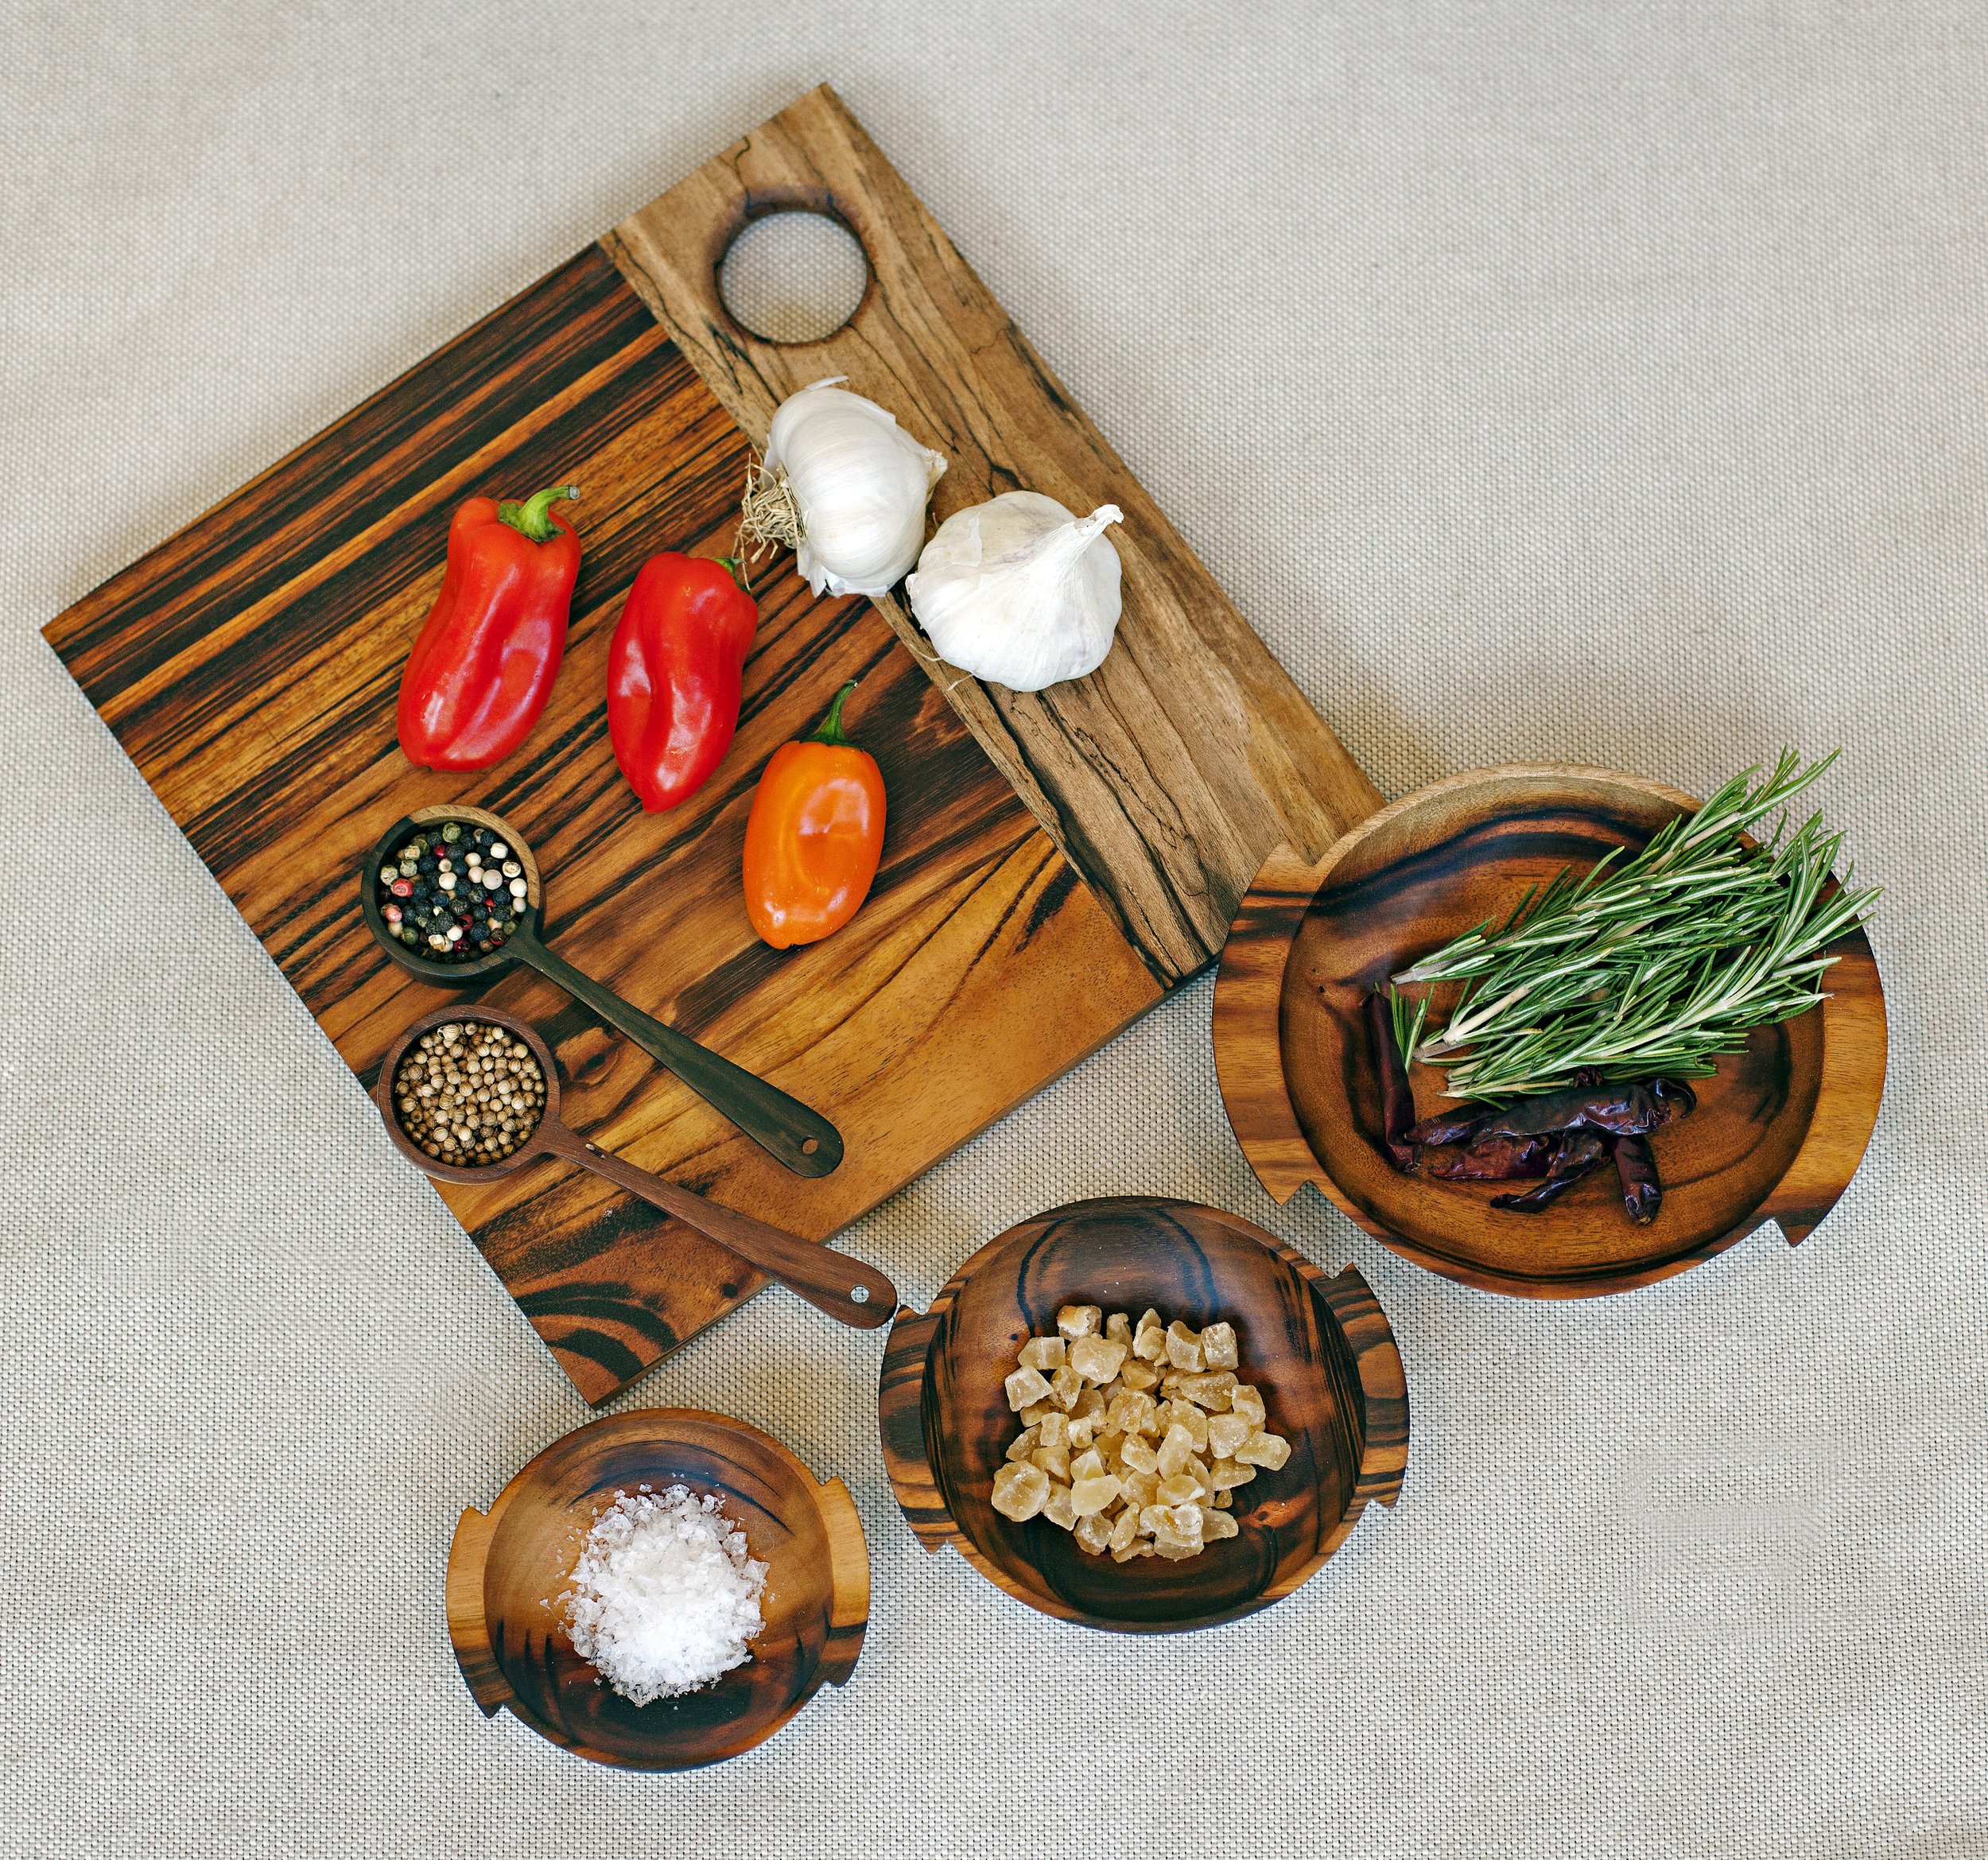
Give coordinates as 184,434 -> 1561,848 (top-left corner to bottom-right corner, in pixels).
375,1005 -> 892,1329
359,804 -> 842,1179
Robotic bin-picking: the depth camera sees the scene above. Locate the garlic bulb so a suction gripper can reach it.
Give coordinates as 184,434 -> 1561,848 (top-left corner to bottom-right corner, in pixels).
907,491 -> 1124,692
744,379 -> 947,597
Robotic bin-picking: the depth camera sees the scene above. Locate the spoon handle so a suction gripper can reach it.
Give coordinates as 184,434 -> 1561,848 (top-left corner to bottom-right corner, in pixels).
543,1124 -> 894,1329
517,930 -> 844,1178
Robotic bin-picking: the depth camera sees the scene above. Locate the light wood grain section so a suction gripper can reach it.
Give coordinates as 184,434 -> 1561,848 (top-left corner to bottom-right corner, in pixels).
444,1506 -> 509,1716
607,84 -> 1382,984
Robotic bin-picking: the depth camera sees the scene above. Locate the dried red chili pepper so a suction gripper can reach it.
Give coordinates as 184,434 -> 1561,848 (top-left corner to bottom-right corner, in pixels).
1404,1106 -> 1485,1147
1419,1133 -> 1556,1181
1365,992 -> 1417,1169
1492,1130 -> 1610,1211
608,553 -> 759,812
397,484 -> 580,771
1475,1078 -> 1695,1142
1611,1134 -> 1662,1224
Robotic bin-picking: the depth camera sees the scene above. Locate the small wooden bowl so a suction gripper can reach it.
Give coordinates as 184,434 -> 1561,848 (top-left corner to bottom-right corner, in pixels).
1213,766 -> 1888,1299
879,1198 -> 1408,1633
446,1410 -> 868,1769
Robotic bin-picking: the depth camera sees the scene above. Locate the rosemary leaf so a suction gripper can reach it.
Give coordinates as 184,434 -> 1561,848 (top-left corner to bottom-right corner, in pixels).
1388,753 -> 1879,1102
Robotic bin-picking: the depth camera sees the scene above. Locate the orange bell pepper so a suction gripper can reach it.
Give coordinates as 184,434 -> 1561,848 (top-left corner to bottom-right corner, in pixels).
742,681 -> 886,948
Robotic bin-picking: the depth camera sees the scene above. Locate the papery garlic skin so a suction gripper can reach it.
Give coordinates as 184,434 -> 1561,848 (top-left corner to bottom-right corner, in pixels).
907,491 -> 1124,692
763,380 -> 947,597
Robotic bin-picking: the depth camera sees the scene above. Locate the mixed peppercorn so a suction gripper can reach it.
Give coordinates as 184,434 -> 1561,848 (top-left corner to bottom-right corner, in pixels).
392,1020 -> 546,1164
376,821 -> 527,960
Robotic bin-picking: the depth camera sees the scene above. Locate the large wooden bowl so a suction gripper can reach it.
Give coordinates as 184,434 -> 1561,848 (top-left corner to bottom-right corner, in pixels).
1213,766 -> 1887,1299
879,1198 -> 1408,1633
445,1409 -> 868,1769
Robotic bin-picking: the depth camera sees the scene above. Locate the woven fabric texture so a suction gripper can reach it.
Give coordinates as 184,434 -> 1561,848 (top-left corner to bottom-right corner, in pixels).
3,2 -> 1983,1854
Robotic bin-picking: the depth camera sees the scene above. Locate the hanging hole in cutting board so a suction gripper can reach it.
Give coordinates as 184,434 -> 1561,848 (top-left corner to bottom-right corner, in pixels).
718,210 -> 869,344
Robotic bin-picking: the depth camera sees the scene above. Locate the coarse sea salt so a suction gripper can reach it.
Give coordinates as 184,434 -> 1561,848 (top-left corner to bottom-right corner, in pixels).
563,1485 -> 768,1706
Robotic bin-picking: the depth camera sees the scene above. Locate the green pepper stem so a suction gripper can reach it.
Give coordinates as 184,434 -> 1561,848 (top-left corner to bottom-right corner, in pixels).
806,680 -> 859,746
497,483 -> 580,543
717,554 -> 751,593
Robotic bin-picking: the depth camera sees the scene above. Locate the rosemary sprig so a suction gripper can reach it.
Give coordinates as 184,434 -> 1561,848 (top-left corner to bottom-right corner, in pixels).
1388,752 -> 1880,1102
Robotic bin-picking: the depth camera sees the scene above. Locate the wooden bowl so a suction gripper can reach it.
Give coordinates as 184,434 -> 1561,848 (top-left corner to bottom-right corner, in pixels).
446,1410 -> 868,1769
1213,766 -> 1887,1299
879,1198 -> 1408,1633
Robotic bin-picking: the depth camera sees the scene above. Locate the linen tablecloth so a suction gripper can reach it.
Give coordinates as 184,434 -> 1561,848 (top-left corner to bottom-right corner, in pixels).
3,3 -> 1981,1854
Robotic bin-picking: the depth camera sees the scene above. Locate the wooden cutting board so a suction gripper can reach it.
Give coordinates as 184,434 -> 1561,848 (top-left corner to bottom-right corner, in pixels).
43,86 -> 1380,1404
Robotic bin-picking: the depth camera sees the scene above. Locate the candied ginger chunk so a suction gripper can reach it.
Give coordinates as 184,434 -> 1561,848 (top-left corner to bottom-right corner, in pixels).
1006,1425 -> 1040,1464
1106,1391 -> 1157,1438
1235,1431 -> 1291,1471
1068,1335 -> 1128,1384
1200,1321 -> 1239,1369
1209,1457 -> 1256,1491
1018,1335 -> 1066,1374
1071,1474 -> 1123,1517
1005,1367 -> 1051,1412
1178,1372 -> 1236,1412
1159,1400 -> 1208,1452
1155,1473 -> 1204,1507
1070,1447 -> 1105,1484
1117,1361 -> 1159,1392
1156,1423 -> 1195,1479
1229,1385 -> 1266,1428
1118,1434 -> 1159,1476
992,1462 -> 1050,1520
1048,1365 -> 1085,1411
1202,1508 -> 1240,1540
1036,1410 -> 1068,1449
1105,1312 -> 1132,1344
1206,1412 -> 1252,1460
1056,1304 -> 1102,1341
1040,1481 -> 1077,1531
1165,1321 -> 1206,1372
1073,1511 -> 1113,1554
1132,1323 -> 1167,1364
1031,1443 -> 1071,1483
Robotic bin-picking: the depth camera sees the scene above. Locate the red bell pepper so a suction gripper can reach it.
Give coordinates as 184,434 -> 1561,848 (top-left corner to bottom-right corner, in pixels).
608,553 -> 759,811
396,483 -> 580,771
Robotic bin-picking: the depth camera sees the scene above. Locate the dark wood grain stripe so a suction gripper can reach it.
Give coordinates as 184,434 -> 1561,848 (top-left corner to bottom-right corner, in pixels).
52,247 -> 653,691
